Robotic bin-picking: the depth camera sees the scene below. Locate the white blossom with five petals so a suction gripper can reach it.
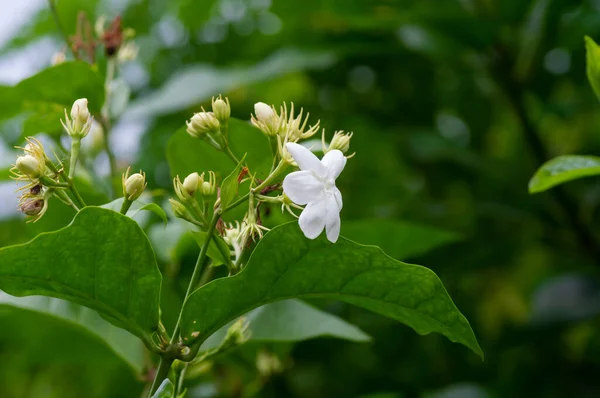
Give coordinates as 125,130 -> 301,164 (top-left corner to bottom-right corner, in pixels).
282,142 -> 346,243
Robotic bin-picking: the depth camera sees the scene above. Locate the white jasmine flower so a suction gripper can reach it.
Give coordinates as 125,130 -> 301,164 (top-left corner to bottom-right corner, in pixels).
282,142 -> 346,243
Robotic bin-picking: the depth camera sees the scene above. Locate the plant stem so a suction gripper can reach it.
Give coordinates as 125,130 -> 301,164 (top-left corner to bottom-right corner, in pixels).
100,58 -> 118,179
54,189 -> 79,211
68,138 -> 81,180
253,160 -> 287,193
47,0 -> 77,59
148,357 -> 174,396
168,211 -> 220,346
147,210 -> 221,394
69,185 -> 86,208
120,198 -> 133,214
225,146 -> 241,165
225,193 -> 249,212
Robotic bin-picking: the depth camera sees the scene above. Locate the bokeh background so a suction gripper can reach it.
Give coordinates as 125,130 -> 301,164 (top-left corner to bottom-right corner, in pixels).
3,0 -> 600,397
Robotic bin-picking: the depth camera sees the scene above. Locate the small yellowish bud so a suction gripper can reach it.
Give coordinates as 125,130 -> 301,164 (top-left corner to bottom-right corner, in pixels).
117,41 -> 139,63
327,131 -> 353,154
16,155 -> 42,178
169,198 -> 189,220
186,112 -> 220,138
200,171 -> 216,196
212,95 -> 231,124
183,172 -> 200,196
122,169 -> 147,201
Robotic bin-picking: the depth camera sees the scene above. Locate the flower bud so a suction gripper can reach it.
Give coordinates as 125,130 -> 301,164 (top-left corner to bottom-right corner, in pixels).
71,99 -> 91,132
212,95 -> 231,124
169,198 -> 189,220
254,102 -> 275,123
186,112 -> 220,138
327,131 -> 353,154
224,317 -> 251,347
16,155 -> 42,178
183,172 -> 200,196
200,171 -> 216,196
62,98 -> 93,139
51,52 -> 66,66
122,169 -> 146,201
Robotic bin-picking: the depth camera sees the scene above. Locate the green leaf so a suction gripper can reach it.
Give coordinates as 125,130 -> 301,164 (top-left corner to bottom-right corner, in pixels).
0,207 -> 162,341
529,155 -> 600,193
200,299 -> 370,350
220,154 -> 246,208
192,231 -> 231,267
180,223 -> 482,358
167,118 -> 271,181
586,36 -> 600,102
151,379 -> 174,398
342,220 -> 460,260
0,293 -> 144,374
137,203 -> 168,225
0,62 -> 105,123
17,62 -> 105,114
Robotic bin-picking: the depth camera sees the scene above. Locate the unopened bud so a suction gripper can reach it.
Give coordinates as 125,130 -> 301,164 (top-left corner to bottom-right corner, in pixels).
186,112 -> 220,138
224,317 -> 251,347
122,169 -> 146,201
200,171 -> 216,196
327,131 -> 353,154
212,95 -> 231,124
16,155 -> 42,178
254,102 -> 275,122
183,172 -> 200,196
71,99 -> 91,132
63,98 -> 93,139
169,198 -> 189,220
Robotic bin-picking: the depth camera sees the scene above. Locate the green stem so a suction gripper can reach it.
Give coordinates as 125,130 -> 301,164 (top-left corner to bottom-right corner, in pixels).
54,189 -> 79,211
148,357 -> 174,396
168,210 -> 221,346
69,185 -> 86,208
120,198 -> 133,214
224,146 -> 241,165
253,160 -> 287,193
47,0 -> 77,59
68,138 -> 81,181
100,58 -> 118,179
225,193 -> 249,213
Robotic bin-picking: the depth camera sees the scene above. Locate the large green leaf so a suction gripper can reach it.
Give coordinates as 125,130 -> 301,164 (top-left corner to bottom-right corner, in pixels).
529,155 -> 600,193
0,62 -> 105,123
200,299 -> 370,351
341,220 -> 460,260
0,293 -> 144,374
167,118 -> 271,181
180,223 -> 482,358
0,207 -> 162,342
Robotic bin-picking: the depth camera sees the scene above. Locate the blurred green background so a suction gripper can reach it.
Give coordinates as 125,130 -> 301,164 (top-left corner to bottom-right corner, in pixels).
4,0 -> 600,397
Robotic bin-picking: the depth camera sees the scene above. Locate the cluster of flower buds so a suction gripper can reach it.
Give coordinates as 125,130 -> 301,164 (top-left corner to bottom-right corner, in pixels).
11,138 -> 65,222
171,171 -> 218,227
61,98 -> 93,139
186,95 -> 231,150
